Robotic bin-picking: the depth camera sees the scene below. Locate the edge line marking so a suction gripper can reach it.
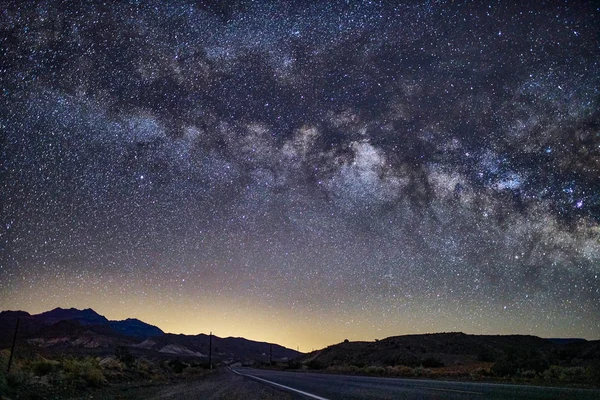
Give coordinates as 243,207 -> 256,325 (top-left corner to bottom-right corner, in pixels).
230,368 -> 330,400
418,386 -> 484,395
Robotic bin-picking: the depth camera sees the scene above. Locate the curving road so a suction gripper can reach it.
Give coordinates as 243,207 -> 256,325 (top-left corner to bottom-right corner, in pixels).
231,367 -> 600,400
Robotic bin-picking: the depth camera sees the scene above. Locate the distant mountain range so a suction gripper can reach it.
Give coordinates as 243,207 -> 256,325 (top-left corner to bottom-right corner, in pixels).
0,308 -> 162,340
3,308 -> 598,370
0,308 -> 299,363
35,307 -> 111,327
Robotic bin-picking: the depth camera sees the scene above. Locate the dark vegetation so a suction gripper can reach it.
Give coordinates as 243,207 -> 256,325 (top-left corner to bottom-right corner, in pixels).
0,343 -> 215,400
267,332 -> 600,387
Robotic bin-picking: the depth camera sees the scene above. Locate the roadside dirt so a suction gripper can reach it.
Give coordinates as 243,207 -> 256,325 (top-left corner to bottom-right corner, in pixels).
65,368 -> 296,400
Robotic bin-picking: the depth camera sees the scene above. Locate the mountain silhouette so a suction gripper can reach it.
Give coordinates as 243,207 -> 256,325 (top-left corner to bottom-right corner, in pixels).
36,307 -> 109,326
0,307 -> 299,363
109,318 -> 164,338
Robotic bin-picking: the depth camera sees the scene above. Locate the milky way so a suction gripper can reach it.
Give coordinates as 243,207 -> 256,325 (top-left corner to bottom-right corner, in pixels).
1,1 -> 599,349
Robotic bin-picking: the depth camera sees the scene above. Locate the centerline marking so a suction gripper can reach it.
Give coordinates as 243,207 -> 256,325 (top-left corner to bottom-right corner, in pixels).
230,368 -> 330,400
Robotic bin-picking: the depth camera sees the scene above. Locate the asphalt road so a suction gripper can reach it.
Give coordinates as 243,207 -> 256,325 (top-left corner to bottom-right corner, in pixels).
231,367 -> 600,400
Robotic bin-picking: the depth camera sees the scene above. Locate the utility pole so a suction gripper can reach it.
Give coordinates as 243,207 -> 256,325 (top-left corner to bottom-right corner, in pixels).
7,317 -> 20,374
269,344 -> 272,365
208,331 -> 212,370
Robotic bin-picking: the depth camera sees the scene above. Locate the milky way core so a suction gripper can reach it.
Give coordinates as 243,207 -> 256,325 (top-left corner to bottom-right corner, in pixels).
1,1 -> 599,350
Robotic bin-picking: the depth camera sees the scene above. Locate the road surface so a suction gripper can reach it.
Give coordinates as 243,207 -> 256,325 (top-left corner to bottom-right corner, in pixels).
231,367 -> 600,400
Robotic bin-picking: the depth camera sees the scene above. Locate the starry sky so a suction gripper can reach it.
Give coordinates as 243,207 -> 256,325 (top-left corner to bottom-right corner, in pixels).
1,1 -> 599,351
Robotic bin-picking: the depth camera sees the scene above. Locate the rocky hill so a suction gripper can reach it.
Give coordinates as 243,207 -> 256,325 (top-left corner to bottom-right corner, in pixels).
303,332 -> 600,373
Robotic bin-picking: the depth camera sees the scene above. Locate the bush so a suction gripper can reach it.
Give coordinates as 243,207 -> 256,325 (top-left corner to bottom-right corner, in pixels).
99,356 -> 124,371
6,369 -> 28,387
520,370 -> 537,379
31,359 -> 60,376
116,345 -> 135,366
393,365 -> 415,377
413,366 -> 433,377
135,358 -> 153,373
542,366 -> 589,383
83,367 -> 106,388
168,358 -> 188,374
492,350 -> 549,377
586,365 -> 600,383
365,365 -> 385,375
470,367 -> 491,380
62,357 -> 106,388
0,369 -> 7,391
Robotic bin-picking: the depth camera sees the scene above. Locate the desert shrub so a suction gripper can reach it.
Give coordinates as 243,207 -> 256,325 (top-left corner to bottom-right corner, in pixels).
393,365 -> 415,377
168,358 -> 188,373
365,365 -> 385,375
519,370 -> 537,379
542,366 -> 589,383
542,365 -> 563,382
115,345 -> 135,366
524,357 -> 549,374
99,356 -> 124,371
182,363 -> 214,378
31,359 -> 60,376
0,374 -> 7,396
585,364 -> 600,384
384,366 -> 411,376
0,350 -> 28,390
470,367 -> 491,380
150,371 -> 169,383
492,350 -> 549,377
62,357 -> 106,388
413,366 -> 432,377
562,366 -> 586,382
421,357 -> 444,368
83,367 -> 106,387
0,350 -> 9,372
6,369 -> 28,387
135,358 -> 153,373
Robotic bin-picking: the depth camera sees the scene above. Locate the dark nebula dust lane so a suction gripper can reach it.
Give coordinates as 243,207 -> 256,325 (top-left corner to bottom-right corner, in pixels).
1,1 -> 599,349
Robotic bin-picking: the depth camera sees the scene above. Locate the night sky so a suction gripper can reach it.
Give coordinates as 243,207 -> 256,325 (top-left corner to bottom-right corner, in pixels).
1,1 -> 599,351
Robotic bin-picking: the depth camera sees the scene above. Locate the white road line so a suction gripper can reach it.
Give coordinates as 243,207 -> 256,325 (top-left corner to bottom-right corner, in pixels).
419,386 -> 484,395
230,368 -> 330,400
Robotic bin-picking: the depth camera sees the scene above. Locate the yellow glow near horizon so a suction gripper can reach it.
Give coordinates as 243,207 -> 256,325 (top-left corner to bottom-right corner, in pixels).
3,267 -> 600,352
